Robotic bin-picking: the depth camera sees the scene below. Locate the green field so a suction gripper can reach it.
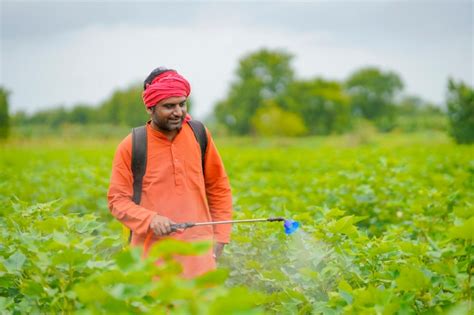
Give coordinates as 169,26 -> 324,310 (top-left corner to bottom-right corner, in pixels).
0,132 -> 473,314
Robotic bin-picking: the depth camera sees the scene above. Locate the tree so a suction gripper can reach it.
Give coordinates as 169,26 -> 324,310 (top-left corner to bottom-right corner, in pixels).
0,87 -> 10,139
345,67 -> 403,131
27,107 -> 68,128
214,49 -> 295,135
278,79 -> 352,135
99,84 -> 148,127
10,81 -> 194,130
446,79 -> 474,144
68,105 -> 97,124
10,111 -> 28,126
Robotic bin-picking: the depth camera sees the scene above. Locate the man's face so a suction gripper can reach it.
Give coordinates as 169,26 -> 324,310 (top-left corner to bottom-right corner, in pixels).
148,96 -> 187,132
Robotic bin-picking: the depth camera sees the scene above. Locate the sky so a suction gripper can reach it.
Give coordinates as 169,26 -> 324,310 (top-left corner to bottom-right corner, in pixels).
1,0 -> 473,120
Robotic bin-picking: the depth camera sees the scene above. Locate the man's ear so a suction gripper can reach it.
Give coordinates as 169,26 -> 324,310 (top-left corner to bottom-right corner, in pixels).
146,107 -> 153,115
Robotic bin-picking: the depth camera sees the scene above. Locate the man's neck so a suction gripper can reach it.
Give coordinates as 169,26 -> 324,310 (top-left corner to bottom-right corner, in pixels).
150,121 -> 179,141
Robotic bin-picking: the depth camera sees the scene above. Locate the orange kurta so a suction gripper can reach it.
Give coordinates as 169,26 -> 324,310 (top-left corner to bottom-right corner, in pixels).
107,122 -> 233,278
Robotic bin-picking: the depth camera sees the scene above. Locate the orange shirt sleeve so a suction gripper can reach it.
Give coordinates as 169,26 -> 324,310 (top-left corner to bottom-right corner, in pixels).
203,130 -> 233,243
107,135 -> 156,236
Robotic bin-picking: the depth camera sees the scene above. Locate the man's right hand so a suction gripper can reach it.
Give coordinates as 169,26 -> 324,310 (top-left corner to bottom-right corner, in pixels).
149,214 -> 175,236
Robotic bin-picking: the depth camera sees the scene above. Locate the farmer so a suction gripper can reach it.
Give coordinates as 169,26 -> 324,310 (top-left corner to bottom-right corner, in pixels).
107,67 -> 233,278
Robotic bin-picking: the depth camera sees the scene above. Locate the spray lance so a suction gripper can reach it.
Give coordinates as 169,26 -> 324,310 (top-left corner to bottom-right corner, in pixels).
143,217 -> 300,251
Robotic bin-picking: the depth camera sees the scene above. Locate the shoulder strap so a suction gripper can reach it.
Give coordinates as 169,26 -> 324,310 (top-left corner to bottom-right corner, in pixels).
129,125 -> 147,243
188,120 -> 208,172
131,126 -> 147,205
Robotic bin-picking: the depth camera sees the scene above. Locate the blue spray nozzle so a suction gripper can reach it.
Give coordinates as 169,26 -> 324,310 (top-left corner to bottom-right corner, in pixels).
284,220 -> 300,235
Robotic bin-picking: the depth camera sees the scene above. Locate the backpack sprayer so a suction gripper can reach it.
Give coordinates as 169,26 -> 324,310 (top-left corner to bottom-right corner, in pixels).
143,217 -> 300,251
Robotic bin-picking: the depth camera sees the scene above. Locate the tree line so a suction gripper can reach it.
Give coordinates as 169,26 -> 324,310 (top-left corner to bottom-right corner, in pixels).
1,48 -> 473,143
214,49 -> 449,136
213,49 -> 472,143
10,84 -> 148,129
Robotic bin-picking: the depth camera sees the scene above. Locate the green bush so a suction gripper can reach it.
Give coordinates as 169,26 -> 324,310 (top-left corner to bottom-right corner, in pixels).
0,87 -> 10,140
447,79 -> 474,144
251,102 -> 307,137
279,79 -> 352,135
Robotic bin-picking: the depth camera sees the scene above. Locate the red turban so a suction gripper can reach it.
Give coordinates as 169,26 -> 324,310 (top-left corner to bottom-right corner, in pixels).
142,70 -> 191,108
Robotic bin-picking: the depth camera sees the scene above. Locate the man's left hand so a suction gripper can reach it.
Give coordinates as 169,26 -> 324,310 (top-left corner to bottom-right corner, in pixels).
213,242 -> 225,261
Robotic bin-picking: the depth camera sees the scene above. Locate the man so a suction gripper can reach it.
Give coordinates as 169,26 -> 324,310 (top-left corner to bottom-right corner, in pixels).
107,67 -> 233,278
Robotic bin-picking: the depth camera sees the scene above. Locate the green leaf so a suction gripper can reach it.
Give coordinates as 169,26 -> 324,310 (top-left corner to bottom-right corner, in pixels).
338,279 -> 353,304
52,231 -> 69,245
209,287 -> 265,315
352,285 -> 392,307
115,248 -> 141,270
4,251 -> 26,273
325,208 -> 346,218
0,297 -> 14,310
149,239 -> 211,258
86,260 -> 114,269
396,267 -> 430,291
74,282 -> 111,304
52,248 -> 91,266
328,215 -> 365,236
44,287 -> 58,297
450,217 -> 474,240
399,241 -> 427,256
21,279 -> 44,297
454,206 -> 474,219
194,268 -> 229,287
338,279 -> 353,293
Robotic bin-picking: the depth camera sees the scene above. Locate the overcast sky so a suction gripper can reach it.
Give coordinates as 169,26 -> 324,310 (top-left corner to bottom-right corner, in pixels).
1,0 -> 472,119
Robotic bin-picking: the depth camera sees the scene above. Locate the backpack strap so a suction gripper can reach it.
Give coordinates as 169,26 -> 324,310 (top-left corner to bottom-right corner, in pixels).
188,120 -> 208,172
131,126 -> 147,205
129,125 -> 147,242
